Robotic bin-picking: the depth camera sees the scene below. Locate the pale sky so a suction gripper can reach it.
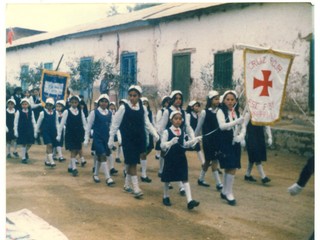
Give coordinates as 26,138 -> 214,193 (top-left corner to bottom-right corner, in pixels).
5,2 -> 135,32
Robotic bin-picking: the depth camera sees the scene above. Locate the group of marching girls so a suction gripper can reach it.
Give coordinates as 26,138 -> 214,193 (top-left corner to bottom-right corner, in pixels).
6,84 -> 273,209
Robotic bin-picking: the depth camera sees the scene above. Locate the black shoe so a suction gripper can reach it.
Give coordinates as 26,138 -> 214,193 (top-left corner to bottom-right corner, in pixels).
198,179 -> 210,187
72,169 -> 78,177
115,158 -> 121,163
168,183 -> 173,189
6,154 -> 12,158
110,168 -> 118,175
75,160 -> 79,165
21,159 -> 28,164
58,157 -> 66,162
81,161 -> 87,167
141,176 -> 152,183
13,152 -> 19,158
106,178 -> 115,186
216,183 -> 223,191
226,198 -> 236,206
53,156 -> 58,160
68,168 -> 73,173
163,197 -> 171,206
155,155 -> 160,160
220,192 -> 227,200
244,175 -> 257,182
93,175 -> 101,183
45,162 -> 51,166
50,162 -> 56,167
187,200 -> 200,209
262,177 -> 271,184
179,188 -> 186,196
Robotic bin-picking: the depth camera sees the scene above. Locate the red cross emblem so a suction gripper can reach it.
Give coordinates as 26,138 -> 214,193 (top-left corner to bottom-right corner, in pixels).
253,70 -> 273,96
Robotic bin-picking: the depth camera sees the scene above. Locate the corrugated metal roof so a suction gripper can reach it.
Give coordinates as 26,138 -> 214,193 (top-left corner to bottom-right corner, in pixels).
6,2 -> 225,49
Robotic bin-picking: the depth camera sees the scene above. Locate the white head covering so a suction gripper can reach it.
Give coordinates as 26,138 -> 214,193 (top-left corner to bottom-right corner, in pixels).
188,100 -> 199,107
56,100 -> 66,106
170,90 -> 182,99
208,90 -> 219,99
98,94 -> 110,102
141,97 -> 148,102
128,85 -> 142,94
109,101 -> 116,106
45,97 -> 55,105
169,110 -> 182,120
161,95 -> 170,102
222,90 -> 238,101
68,95 -> 81,102
94,99 -> 99,104
20,98 -> 30,105
7,98 -> 16,105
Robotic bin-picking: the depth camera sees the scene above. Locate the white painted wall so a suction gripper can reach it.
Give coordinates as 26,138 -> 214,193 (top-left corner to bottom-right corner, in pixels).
6,3 -> 313,110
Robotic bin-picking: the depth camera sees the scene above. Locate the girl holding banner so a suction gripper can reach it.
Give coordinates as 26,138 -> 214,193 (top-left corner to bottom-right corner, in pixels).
217,90 -> 244,206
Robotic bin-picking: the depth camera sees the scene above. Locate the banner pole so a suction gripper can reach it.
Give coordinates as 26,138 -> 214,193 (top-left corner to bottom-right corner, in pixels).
55,54 -> 64,71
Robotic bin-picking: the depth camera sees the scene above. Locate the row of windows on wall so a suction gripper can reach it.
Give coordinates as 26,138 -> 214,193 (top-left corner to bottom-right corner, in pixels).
18,51 -> 233,97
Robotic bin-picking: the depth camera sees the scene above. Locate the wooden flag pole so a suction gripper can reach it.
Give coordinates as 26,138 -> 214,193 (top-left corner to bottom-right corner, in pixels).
55,54 -> 64,71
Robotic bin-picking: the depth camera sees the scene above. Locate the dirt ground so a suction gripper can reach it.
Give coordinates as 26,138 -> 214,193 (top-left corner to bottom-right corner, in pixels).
6,144 -> 314,240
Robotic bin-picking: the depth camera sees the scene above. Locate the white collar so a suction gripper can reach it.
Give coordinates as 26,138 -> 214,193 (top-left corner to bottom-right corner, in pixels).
7,108 -> 15,113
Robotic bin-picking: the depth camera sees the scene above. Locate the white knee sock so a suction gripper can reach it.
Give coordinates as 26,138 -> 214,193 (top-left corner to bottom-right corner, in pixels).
159,157 -> 164,174
222,173 -> 227,195
179,181 -> 184,189
116,146 -> 120,159
101,162 -> 111,179
57,147 -> 63,158
71,158 -> 77,169
225,174 -> 235,200
140,159 -> 147,178
199,169 -> 206,181
131,175 -> 141,193
183,182 -> 192,203
125,174 -> 131,188
246,162 -> 254,176
14,142 -> 18,152
163,182 -> 170,198
94,161 -> 101,176
256,164 -> 266,179
156,150 -> 160,158
48,153 -> 54,164
213,170 -> 222,185
7,143 -> 11,155
108,155 -> 115,169
197,151 -> 205,165
21,147 -> 27,159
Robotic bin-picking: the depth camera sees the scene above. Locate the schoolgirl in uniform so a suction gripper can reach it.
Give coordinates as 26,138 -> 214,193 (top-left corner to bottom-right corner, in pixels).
155,96 -> 170,161
57,95 -> 87,176
194,91 -> 223,190
161,111 -> 201,209
6,99 -> 19,158
35,98 -> 58,167
158,90 -> 196,195
186,100 -> 205,165
109,101 -> 122,164
242,112 -> 272,184
84,94 -> 115,186
217,90 -> 244,206
53,100 -> 66,162
108,85 -> 159,198
11,87 -> 23,110
139,97 -> 154,183
14,98 -> 37,164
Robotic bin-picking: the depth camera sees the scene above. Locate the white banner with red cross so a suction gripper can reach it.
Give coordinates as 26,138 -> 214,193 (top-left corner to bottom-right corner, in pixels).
244,48 -> 294,125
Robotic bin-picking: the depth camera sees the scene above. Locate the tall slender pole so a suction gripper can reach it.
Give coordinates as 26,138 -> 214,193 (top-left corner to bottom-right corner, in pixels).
55,54 -> 64,71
